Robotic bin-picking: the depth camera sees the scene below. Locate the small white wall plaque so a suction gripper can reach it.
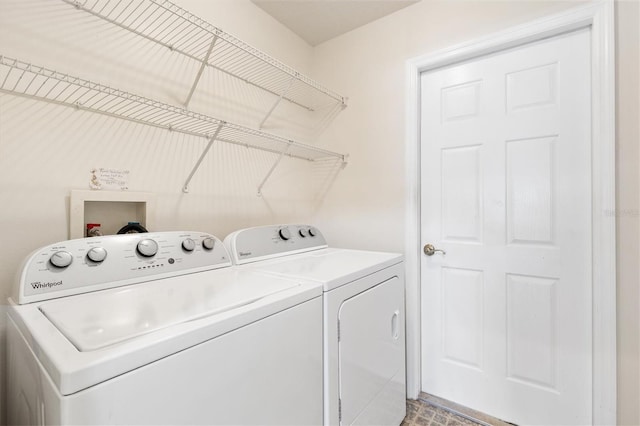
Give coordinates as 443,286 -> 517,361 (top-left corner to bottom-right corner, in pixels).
90,168 -> 130,191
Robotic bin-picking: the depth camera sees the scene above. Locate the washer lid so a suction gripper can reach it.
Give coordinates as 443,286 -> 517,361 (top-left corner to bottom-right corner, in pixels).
10,267 -> 322,396
39,270 -> 299,352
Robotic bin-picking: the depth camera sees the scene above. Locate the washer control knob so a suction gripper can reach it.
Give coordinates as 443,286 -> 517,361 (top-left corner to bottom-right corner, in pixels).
87,247 -> 107,263
50,251 -> 73,268
298,228 -> 308,238
182,238 -> 196,252
308,227 -> 317,237
278,228 -> 291,241
202,237 -> 215,250
137,239 -> 158,257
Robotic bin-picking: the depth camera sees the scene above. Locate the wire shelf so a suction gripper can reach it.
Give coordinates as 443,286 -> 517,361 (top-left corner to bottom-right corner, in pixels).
60,0 -> 347,116
0,55 -> 346,193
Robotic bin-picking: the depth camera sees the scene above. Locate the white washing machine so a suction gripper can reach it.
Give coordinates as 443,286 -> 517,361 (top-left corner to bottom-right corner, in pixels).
7,231 -> 323,425
224,224 -> 406,426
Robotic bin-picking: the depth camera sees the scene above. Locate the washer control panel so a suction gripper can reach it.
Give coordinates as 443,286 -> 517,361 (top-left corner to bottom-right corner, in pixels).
17,231 -> 231,304
224,224 -> 327,265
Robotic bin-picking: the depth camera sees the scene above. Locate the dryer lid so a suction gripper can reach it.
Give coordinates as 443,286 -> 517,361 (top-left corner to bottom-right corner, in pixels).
39,270 -> 299,351
254,248 -> 403,291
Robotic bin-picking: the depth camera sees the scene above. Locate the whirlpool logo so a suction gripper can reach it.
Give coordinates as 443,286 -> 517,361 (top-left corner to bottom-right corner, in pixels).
30,280 -> 63,290
239,251 -> 252,257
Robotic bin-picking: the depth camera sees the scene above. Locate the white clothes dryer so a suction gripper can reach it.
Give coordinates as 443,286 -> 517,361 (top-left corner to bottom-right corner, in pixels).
7,231 -> 323,425
224,224 -> 406,426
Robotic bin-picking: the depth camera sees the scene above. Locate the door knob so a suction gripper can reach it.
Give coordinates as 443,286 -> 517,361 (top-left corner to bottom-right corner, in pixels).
423,244 -> 446,256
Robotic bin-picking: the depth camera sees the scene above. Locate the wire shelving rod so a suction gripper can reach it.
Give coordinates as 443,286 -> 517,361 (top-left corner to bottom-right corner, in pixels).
60,0 -> 347,114
0,55 -> 347,193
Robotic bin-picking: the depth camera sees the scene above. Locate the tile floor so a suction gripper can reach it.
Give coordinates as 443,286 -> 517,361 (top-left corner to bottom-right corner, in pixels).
402,393 -> 515,426
402,399 -> 480,426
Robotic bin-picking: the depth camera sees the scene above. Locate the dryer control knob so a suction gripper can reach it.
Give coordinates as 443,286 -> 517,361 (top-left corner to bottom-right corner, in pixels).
308,227 -> 317,237
50,251 -> 73,268
182,238 -> 196,252
298,228 -> 308,238
202,237 -> 215,250
87,247 -> 107,263
278,228 -> 291,241
137,239 -> 158,257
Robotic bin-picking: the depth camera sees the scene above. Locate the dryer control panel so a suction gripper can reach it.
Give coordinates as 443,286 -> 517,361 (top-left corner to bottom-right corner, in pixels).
224,224 -> 328,265
16,231 -> 231,304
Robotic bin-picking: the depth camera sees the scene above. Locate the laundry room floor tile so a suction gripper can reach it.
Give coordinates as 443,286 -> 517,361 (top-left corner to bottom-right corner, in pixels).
403,393 -> 515,426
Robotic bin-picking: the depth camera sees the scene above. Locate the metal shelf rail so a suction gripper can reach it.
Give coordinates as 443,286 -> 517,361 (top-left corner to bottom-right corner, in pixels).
61,0 -> 347,129
0,55 -> 346,195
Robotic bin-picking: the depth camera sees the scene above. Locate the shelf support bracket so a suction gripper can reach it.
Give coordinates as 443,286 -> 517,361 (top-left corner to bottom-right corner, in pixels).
184,34 -> 219,108
182,122 -> 225,193
257,142 -> 292,197
259,76 -> 295,130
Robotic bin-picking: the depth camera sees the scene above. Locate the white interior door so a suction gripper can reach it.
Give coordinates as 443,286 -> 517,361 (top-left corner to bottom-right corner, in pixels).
420,28 -> 592,425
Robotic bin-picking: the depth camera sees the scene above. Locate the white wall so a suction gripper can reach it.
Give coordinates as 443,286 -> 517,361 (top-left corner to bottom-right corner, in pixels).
311,0 -> 639,424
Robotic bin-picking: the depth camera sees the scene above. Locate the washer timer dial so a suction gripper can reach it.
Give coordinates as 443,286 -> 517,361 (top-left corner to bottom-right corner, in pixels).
87,247 -> 107,263
202,237 -> 215,250
50,251 -> 73,268
182,238 -> 196,252
137,239 -> 158,257
278,228 -> 292,241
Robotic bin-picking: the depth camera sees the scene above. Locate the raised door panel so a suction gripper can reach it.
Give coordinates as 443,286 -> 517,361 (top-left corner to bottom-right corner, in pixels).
441,146 -> 483,243
506,136 -> 557,245
506,63 -> 558,112
441,267 -> 484,369
506,273 -> 559,389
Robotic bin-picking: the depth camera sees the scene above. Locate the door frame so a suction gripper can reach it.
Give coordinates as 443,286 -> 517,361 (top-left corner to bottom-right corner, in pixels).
403,1 -> 616,424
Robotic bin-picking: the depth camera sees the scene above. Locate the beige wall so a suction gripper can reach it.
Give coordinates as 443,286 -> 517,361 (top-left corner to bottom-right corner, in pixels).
311,0 -> 639,424
615,1 -> 640,424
